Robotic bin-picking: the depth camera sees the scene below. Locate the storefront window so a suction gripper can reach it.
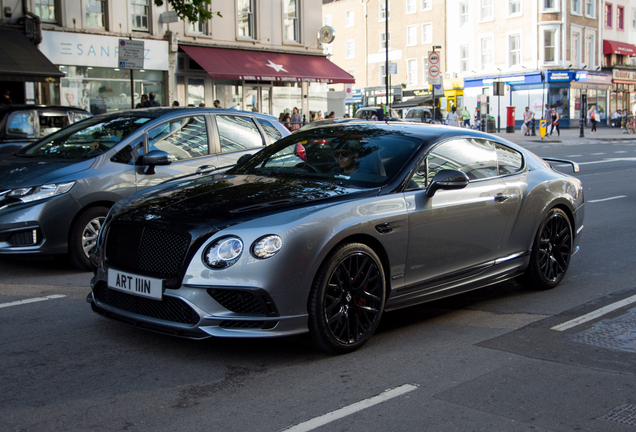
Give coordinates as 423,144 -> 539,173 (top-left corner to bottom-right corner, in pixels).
570,88 -> 581,119
58,66 -> 164,114
216,82 -> 243,109
187,78 -> 205,106
597,90 -> 607,119
549,87 -> 569,118
308,82 -> 328,119
272,84 -> 302,119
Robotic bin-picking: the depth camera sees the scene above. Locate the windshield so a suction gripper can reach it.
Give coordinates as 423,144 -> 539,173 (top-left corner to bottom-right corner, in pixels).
353,108 -> 400,120
20,114 -> 153,159
228,125 -> 422,187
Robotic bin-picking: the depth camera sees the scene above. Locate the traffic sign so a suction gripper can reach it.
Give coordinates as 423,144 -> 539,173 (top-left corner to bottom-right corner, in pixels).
388,62 -> 397,75
428,51 -> 440,65
428,64 -> 441,84
118,39 -> 144,70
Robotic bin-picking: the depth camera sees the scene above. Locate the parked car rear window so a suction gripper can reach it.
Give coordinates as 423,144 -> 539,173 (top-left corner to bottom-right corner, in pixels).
217,115 -> 264,152
7,111 -> 35,136
21,115 -> 152,159
257,118 -> 283,143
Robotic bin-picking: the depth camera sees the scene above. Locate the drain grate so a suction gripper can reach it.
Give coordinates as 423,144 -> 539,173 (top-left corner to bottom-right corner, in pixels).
600,404 -> 636,426
567,307 -> 636,353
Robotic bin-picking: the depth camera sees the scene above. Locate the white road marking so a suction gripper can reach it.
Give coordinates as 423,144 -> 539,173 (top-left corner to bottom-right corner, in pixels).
551,294 -> 636,331
566,155 -> 583,157
281,384 -> 418,432
578,157 -> 636,165
0,294 -> 66,309
615,151 -> 628,154
588,195 -> 627,203
590,152 -> 605,155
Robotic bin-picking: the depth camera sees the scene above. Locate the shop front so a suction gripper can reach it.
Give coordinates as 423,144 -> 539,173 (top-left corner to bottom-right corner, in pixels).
38,31 -> 169,113
610,69 -> 636,116
443,78 -> 464,112
177,46 -> 354,121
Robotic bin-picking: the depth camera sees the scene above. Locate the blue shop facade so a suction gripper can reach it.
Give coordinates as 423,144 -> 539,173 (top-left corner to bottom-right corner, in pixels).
464,70 -> 612,128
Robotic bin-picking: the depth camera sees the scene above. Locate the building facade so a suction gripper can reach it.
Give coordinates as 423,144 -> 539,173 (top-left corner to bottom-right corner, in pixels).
0,0 -> 353,119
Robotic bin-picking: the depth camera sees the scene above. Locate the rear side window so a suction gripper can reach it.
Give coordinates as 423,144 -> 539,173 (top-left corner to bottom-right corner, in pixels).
39,113 -> 69,136
257,119 -> 283,143
7,111 -> 35,136
495,142 -> 523,175
216,115 -> 264,153
148,116 -> 209,160
427,138 -> 497,182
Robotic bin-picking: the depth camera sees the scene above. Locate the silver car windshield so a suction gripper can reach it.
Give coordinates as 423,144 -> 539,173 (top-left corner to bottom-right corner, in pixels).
230,127 -> 421,186
19,115 -> 153,159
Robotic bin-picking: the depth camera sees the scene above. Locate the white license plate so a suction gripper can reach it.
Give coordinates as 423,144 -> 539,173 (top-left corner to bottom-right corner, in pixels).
107,269 -> 163,300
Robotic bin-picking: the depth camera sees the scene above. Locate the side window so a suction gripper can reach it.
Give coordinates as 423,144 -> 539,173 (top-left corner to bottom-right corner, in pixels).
147,116 -> 209,161
216,115 -> 264,153
256,118 -> 283,143
71,112 -> 92,123
38,113 -> 69,136
495,142 -> 523,175
427,138 -> 497,183
7,111 -> 35,136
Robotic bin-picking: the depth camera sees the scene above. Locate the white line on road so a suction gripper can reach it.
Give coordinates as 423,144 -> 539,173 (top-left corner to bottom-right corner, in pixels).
0,294 -> 66,309
281,384 -> 418,432
551,294 -> 636,331
615,151 -> 628,154
590,152 -> 605,155
566,155 -> 583,157
587,195 -> 627,203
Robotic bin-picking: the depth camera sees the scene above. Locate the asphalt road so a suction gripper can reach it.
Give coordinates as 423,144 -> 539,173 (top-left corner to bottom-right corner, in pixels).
2,132 -> 636,432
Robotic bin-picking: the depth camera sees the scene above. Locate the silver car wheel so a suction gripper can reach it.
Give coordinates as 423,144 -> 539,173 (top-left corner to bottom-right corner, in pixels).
82,216 -> 105,258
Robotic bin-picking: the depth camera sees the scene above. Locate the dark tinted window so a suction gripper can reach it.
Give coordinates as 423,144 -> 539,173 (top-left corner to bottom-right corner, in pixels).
495,142 -> 523,174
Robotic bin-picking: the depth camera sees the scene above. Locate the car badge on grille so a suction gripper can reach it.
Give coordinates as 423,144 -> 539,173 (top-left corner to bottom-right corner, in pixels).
145,214 -> 161,220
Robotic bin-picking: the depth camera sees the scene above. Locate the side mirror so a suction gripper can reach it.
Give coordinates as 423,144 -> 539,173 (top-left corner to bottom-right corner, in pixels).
236,153 -> 253,166
426,169 -> 470,197
137,149 -> 172,175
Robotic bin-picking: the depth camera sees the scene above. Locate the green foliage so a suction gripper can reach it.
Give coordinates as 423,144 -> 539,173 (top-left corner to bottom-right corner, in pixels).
153,0 -> 222,23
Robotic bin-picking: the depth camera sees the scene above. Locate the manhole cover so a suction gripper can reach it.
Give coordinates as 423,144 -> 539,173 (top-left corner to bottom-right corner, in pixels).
567,307 -> 636,353
600,404 -> 636,426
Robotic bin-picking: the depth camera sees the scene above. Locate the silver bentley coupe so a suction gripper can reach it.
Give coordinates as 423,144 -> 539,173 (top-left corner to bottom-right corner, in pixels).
88,122 -> 584,354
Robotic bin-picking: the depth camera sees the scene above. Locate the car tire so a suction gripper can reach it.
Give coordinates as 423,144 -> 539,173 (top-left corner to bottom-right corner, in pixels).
68,206 -> 109,271
308,243 -> 386,354
520,208 -> 572,290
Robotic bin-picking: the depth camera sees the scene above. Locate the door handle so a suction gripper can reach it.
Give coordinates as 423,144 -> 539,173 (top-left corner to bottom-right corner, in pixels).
196,165 -> 217,175
494,194 -> 510,202
375,223 -> 393,234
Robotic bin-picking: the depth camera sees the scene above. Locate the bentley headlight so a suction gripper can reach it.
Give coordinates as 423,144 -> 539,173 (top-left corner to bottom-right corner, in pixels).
252,235 -> 283,259
7,182 -> 75,203
203,236 -> 243,269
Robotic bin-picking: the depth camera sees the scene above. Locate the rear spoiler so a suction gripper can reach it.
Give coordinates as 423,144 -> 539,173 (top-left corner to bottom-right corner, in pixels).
542,157 -> 580,173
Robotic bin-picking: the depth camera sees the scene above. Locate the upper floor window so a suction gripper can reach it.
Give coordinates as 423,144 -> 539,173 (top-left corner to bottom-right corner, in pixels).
460,45 -> 469,72
406,0 -> 416,14
460,2 -> 468,25
509,34 -> 520,66
605,3 -> 613,28
407,59 -> 417,86
283,0 -> 300,43
131,0 -> 149,31
380,32 -> 391,51
323,14 -> 332,26
481,37 -> 493,68
481,0 -> 493,21
345,10 -> 354,27
346,40 -> 355,59
421,0 -> 431,11
542,0 -> 559,12
238,0 -> 255,39
85,0 -> 105,27
407,25 -> 417,46
617,6 -> 625,30
35,0 -> 56,22
633,9 -> 636,30
421,23 -> 432,44
379,2 -> 390,21
379,64 -> 386,85
585,0 -> 595,17
544,29 -> 556,62
585,34 -> 595,68
572,0 -> 582,15
509,0 -> 520,15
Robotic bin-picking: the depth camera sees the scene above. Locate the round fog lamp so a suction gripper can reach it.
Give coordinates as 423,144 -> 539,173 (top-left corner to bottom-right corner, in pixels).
252,235 -> 283,259
204,236 -> 243,269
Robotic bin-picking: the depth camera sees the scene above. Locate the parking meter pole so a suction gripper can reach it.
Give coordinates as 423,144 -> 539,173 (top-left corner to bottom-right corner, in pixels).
129,36 -> 134,110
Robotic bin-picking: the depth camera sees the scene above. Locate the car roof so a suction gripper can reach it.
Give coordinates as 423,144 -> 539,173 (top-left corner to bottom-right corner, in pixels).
0,105 -> 90,113
103,107 -> 281,122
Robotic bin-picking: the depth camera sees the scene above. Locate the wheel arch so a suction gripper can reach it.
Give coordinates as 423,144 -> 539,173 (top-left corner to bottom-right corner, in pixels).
67,200 -> 115,243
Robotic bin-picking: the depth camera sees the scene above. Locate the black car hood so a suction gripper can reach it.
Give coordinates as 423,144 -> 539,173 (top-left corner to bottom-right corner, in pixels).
113,174 -> 378,232
0,155 -> 94,187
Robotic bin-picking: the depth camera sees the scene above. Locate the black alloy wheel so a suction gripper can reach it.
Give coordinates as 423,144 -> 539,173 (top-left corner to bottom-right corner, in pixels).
521,208 -> 572,290
308,243 -> 386,354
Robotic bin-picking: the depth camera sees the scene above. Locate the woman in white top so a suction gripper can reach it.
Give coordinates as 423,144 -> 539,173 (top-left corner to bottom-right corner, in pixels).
447,106 -> 460,127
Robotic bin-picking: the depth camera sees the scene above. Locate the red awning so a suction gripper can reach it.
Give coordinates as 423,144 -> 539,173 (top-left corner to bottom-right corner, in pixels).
180,45 -> 355,84
603,40 -> 636,56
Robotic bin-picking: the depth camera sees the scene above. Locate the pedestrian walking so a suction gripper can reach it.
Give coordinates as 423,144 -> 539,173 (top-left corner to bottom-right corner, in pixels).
588,105 -> 599,134
522,107 -> 534,136
544,104 -> 552,121
446,106 -> 460,127
143,92 -> 160,107
281,113 -> 291,130
461,106 -> 471,127
290,107 -> 302,131
549,107 -> 560,137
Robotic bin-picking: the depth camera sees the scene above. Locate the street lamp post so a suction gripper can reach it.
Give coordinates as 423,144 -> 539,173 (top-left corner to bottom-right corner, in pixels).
385,0 -> 389,116
432,45 -> 442,122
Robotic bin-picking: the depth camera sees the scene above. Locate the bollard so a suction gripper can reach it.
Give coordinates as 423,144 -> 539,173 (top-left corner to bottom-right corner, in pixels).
531,118 -> 536,136
579,117 -> 585,138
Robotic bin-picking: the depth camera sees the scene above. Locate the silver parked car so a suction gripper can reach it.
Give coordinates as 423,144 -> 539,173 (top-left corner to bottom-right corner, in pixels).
0,108 -> 289,270
88,122 -> 584,353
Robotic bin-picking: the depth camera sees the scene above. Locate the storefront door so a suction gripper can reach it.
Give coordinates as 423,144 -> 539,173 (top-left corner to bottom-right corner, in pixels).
244,86 -> 272,114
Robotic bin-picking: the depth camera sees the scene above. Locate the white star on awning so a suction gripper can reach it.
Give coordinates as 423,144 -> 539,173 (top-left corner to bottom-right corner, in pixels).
265,60 -> 288,73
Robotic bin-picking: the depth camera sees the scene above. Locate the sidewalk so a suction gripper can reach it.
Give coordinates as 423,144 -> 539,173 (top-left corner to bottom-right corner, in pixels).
491,124 -> 635,144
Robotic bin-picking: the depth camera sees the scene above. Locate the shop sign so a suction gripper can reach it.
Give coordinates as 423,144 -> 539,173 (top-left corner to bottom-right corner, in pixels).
613,69 -> 636,82
575,72 -> 612,84
40,31 -> 169,70
548,71 -> 573,82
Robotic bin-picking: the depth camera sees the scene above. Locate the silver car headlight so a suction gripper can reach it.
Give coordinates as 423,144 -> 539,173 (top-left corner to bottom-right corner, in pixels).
6,181 -> 75,203
203,236 -> 243,269
251,235 -> 283,259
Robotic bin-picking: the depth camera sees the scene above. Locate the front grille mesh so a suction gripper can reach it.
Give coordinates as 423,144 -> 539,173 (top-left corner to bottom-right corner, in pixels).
93,282 -> 199,324
105,223 -> 190,277
7,230 -> 36,246
220,320 -> 266,329
208,289 -> 267,315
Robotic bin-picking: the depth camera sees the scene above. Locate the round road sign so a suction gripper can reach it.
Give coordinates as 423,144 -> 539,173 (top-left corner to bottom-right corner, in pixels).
429,65 -> 440,77
429,52 -> 440,65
